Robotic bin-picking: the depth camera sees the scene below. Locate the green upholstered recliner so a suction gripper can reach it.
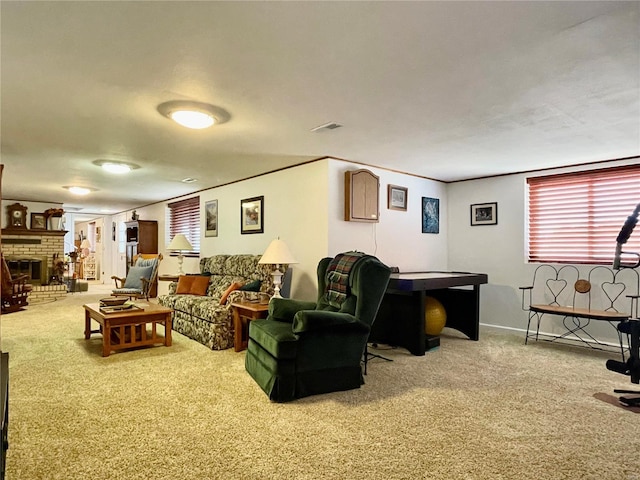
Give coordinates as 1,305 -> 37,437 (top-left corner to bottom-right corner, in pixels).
245,252 -> 391,402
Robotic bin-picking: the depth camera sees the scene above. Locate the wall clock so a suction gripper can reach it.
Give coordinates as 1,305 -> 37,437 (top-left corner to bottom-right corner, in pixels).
6,203 -> 28,229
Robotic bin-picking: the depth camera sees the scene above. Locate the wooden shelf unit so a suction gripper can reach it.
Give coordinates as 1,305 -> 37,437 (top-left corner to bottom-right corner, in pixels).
344,169 -> 380,223
124,220 -> 158,272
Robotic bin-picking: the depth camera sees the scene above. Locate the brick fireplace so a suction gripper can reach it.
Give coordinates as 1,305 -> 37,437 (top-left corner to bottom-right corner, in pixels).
1,229 -> 68,303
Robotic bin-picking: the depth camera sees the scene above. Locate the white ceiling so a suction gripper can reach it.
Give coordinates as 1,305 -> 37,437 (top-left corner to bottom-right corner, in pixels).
1,1 -> 638,220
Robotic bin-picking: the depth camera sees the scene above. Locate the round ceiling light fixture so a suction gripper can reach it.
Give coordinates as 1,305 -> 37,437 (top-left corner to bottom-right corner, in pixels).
157,101 -> 230,130
93,159 -> 140,174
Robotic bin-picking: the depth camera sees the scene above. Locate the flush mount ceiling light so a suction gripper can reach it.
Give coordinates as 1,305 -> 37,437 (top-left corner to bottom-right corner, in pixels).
157,101 -> 230,130
93,159 -> 140,174
310,122 -> 343,132
63,186 -> 96,196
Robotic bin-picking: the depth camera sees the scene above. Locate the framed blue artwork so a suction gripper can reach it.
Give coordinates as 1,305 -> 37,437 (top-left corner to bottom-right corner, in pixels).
422,197 -> 439,234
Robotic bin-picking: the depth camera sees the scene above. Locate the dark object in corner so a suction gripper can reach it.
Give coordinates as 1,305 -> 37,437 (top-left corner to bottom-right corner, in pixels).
606,320 -> 640,407
1,352 -> 8,480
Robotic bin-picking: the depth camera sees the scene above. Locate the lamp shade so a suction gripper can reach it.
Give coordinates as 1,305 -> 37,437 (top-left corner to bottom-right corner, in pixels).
258,239 -> 298,265
80,239 -> 91,249
167,234 -> 193,251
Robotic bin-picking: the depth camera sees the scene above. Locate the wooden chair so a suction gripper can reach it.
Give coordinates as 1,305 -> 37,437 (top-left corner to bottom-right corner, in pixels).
111,253 -> 162,300
1,253 -> 32,313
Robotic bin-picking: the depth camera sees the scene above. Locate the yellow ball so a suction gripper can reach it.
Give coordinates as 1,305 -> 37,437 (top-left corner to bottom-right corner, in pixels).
424,296 -> 447,336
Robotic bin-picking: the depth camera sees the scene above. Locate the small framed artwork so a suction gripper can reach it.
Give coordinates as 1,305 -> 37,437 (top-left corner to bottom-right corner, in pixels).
30,213 -> 47,230
241,196 -> 264,234
205,199 -> 218,237
470,202 -> 498,226
422,197 -> 440,234
387,184 -> 408,211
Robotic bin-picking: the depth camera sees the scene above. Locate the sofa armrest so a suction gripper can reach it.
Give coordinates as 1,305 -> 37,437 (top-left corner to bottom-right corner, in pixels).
269,298 -> 317,323
292,310 -> 369,334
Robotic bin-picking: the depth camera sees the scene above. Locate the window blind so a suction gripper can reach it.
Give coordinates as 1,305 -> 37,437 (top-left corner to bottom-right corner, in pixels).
167,196 -> 200,256
527,165 -> 640,264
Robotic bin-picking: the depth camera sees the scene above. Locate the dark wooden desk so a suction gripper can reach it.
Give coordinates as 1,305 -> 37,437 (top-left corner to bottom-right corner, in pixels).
370,271 -> 488,356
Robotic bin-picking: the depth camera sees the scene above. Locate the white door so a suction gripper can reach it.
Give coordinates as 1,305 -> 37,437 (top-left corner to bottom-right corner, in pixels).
111,213 -> 128,280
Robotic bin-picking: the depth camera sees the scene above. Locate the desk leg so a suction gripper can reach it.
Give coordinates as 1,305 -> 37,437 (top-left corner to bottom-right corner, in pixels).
435,286 -> 480,341
372,291 -> 426,356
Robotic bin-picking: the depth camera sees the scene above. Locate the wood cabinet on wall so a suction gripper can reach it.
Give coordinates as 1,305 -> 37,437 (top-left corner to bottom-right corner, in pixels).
344,169 -> 380,223
125,220 -> 158,271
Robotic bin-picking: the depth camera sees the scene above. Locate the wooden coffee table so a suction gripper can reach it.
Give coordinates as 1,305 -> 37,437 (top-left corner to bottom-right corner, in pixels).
84,302 -> 173,357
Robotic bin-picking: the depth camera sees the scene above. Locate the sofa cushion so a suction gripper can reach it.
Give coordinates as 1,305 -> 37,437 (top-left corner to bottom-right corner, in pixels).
208,275 -> 244,300
161,293 -> 197,314
175,276 -> 195,294
240,279 -> 261,292
190,298 -> 232,323
220,281 -> 243,305
189,275 -> 211,296
123,266 -> 153,289
200,255 -> 229,276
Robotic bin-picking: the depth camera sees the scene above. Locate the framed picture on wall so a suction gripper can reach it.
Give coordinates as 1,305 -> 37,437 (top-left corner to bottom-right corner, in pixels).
241,196 -> 264,234
205,199 -> 218,237
422,197 -> 439,234
470,202 -> 498,226
387,184 -> 408,211
30,213 -> 46,230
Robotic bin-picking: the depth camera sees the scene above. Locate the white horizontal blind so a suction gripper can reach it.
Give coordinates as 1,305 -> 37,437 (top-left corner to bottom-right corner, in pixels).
527,165 -> 640,264
167,196 -> 200,256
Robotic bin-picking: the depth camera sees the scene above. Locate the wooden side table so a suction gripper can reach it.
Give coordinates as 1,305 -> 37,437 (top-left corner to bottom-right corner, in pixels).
231,301 -> 269,352
158,274 -> 180,282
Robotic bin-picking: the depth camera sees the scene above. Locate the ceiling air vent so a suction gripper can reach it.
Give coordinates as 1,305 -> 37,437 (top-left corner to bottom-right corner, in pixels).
310,122 -> 343,132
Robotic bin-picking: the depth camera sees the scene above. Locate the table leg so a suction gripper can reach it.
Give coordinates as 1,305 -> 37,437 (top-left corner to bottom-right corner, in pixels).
102,323 -> 111,357
84,310 -> 91,339
233,309 -> 243,352
164,313 -> 172,347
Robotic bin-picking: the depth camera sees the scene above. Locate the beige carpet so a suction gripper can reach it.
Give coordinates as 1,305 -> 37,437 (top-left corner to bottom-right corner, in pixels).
2,290 -> 640,480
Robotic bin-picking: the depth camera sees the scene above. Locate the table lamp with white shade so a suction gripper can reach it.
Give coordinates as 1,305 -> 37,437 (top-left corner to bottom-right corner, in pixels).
167,234 -> 193,275
80,238 -> 91,257
258,238 -> 298,298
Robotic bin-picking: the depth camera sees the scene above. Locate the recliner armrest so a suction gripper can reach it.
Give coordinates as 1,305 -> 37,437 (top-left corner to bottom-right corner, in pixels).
292,310 -> 369,334
269,298 -> 317,322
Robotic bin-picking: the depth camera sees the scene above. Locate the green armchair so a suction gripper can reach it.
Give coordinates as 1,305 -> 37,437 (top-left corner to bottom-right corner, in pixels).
245,252 -> 391,402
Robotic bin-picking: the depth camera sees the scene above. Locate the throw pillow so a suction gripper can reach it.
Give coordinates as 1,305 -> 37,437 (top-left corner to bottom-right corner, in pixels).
189,275 -> 210,296
135,257 -> 157,268
219,282 -> 243,305
175,275 -> 195,294
239,279 -> 261,292
123,266 -> 154,290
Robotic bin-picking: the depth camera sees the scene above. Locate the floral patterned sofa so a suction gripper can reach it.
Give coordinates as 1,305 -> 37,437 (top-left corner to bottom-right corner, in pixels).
158,254 -> 284,350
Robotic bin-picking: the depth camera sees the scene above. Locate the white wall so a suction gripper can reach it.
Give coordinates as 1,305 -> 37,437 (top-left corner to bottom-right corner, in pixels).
328,159 -> 449,271
448,158 -> 639,344
142,161 -> 330,300
145,158 -> 449,301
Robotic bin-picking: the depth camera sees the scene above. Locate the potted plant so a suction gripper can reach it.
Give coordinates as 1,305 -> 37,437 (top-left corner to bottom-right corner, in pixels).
44,208 -> 65,230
